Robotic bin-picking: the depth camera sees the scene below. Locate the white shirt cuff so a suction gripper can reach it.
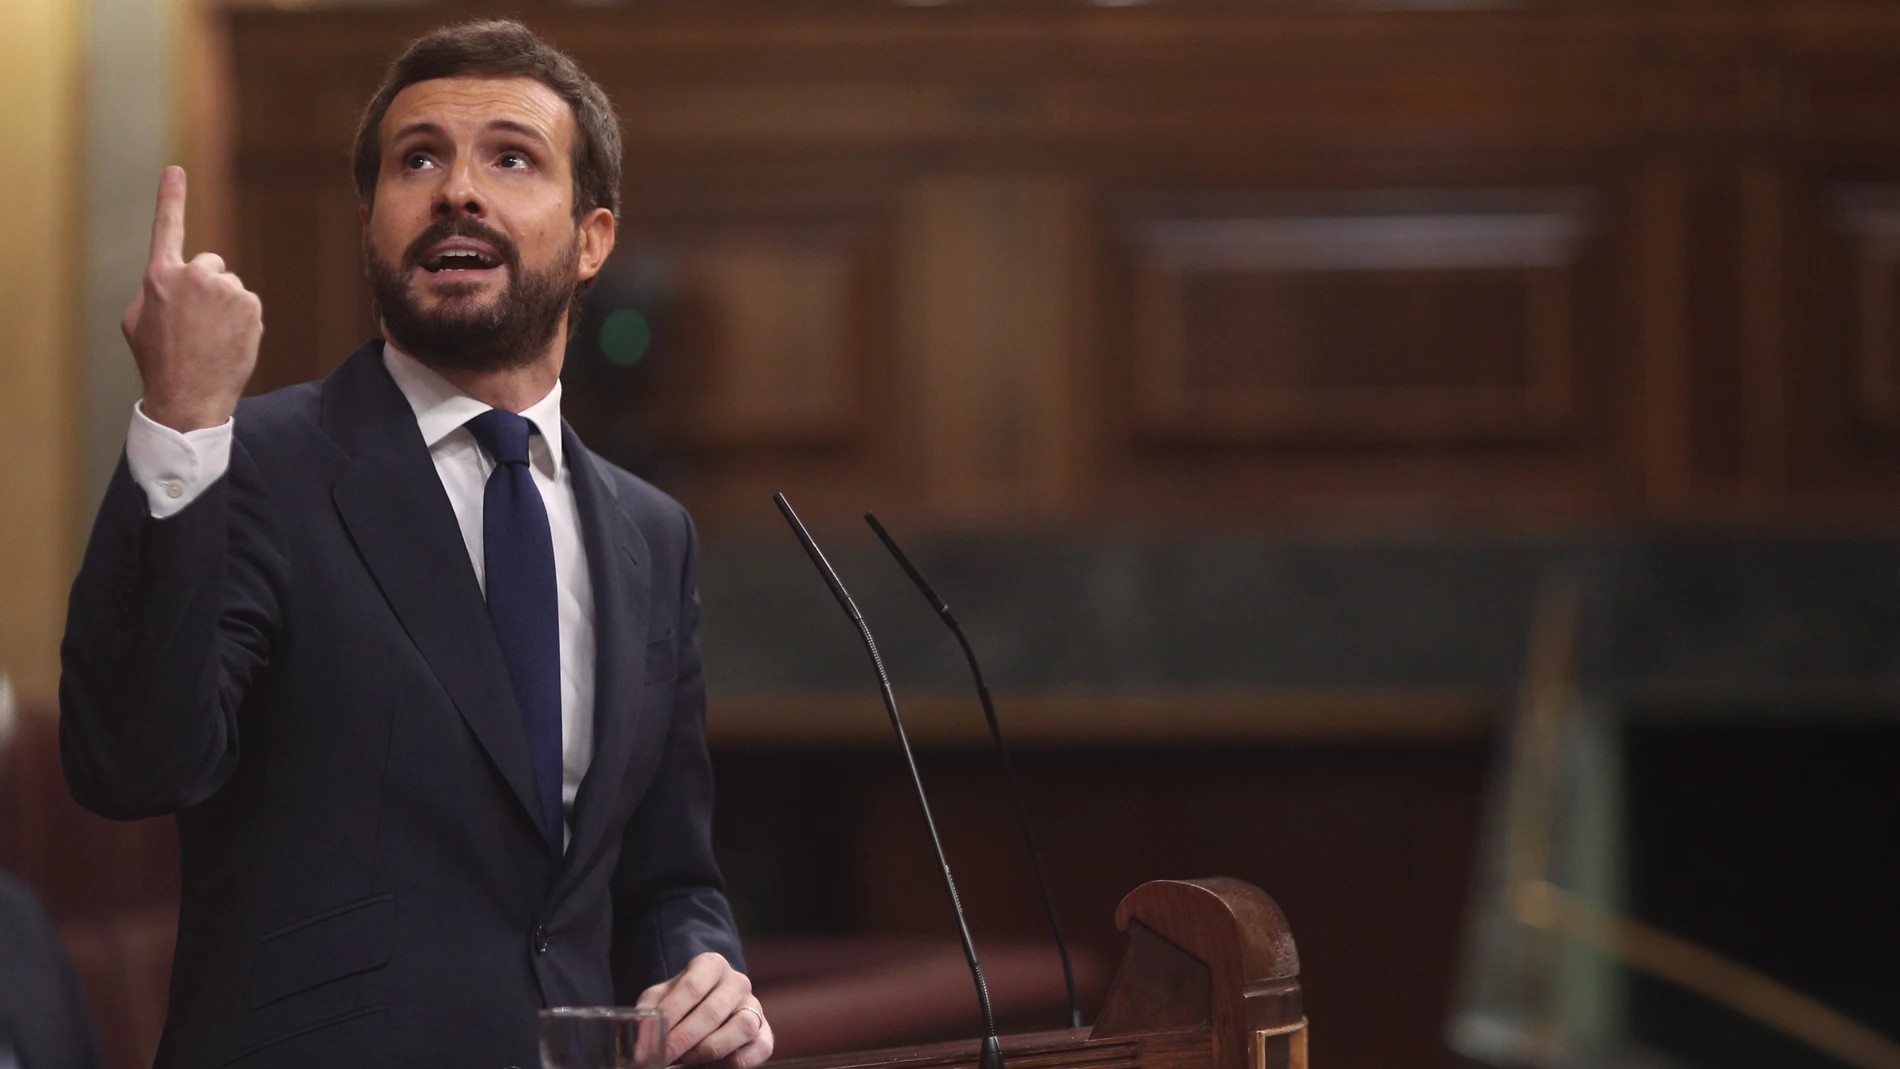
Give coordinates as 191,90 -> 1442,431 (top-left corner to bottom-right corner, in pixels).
125,402 -> 234,519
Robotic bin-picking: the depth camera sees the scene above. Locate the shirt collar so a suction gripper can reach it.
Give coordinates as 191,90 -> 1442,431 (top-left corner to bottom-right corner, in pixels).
382,341 -> 565,475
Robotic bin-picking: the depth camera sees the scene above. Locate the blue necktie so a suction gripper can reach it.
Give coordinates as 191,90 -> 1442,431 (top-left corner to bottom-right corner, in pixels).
464,409 -> 564,860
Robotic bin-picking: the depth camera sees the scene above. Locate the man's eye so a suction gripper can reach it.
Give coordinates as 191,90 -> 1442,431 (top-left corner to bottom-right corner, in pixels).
498,152 -> 529,169
404,153 -> 435,171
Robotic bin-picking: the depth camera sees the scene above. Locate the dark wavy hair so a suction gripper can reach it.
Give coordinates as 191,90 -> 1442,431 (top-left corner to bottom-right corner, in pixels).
351,19 -> 621,222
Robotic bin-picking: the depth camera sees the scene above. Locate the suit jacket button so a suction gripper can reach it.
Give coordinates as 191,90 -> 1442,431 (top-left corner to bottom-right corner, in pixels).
534,925 -> 549,954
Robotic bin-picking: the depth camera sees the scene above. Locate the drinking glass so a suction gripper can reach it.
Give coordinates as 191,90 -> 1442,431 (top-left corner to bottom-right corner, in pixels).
539,1007 -> 669,1069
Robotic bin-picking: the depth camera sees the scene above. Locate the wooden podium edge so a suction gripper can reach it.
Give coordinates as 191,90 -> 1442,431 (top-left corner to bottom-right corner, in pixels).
767,879 -> 1307,1069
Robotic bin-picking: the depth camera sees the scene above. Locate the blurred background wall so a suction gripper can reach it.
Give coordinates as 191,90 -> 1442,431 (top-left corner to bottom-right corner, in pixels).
0,0 -> 83,709
7,2 -> 1900,1069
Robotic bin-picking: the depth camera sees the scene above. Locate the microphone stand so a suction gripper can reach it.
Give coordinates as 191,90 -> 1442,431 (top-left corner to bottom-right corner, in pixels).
772,494 -> 1005,1069
863,512 -> 1084,1030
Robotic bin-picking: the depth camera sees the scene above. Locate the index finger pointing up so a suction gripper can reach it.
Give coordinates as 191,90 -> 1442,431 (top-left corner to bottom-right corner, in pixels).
149,165 -> 187,267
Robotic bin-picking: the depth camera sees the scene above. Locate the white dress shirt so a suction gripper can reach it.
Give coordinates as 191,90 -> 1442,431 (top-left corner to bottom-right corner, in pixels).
124,345 -> 597,846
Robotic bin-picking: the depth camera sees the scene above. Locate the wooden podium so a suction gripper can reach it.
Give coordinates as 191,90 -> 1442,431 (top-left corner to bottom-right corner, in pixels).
775,879 -> 1307,1069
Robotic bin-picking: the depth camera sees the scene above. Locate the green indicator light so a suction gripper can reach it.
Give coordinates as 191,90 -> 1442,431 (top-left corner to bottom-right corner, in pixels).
600,308 -> 652,367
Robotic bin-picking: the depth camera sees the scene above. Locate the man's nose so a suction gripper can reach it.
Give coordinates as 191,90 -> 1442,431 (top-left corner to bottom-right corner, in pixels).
434,158 -> 485,218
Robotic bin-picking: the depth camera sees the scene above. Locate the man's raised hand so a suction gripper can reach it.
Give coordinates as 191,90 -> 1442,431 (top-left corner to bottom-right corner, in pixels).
123,166 -> 263,433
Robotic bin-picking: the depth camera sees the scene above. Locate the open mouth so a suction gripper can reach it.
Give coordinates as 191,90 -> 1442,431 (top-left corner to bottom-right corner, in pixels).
421,247 -> 502,273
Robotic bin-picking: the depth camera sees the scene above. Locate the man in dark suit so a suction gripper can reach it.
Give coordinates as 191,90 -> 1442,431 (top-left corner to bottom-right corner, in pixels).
58,21 -> 772,1069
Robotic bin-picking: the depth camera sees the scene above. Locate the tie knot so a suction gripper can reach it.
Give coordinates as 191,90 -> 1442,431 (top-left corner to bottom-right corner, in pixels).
465,409 -> 535,467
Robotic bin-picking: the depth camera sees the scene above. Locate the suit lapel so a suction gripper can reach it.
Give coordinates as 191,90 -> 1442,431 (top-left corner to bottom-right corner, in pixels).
325,344 -> 545,839
557,427 -> 651,892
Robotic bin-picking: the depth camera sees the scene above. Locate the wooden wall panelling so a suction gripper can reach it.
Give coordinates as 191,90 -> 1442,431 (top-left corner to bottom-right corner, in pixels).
218,4 -> 1900,529
1783,6 -> 1900,145
1775,175 -> 1900,514
1632,162 -> 1693,511
314,178 -> 379,383
590,212 -> 901,528
1679,167 -> 1749,499
1097,187 -> 1626,526
223,6 -> 1654,531
1629,158 -> 1795,518
1829,187 -> 1900,436
233,178 -> 324,394
651,223 -> 875,449
1630,156 -> 1900,519
1741,163 -> 1790,505
229,27 -> 389,390
235,176 -> 376,395
900,173 -> 1089,524
1624,15 -> 1802,516
1688,165 -> 1785,507
1128,191 -> 1588,446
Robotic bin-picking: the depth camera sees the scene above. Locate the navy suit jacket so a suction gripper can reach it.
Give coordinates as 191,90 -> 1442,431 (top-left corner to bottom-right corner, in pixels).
59,342 -> 743,1069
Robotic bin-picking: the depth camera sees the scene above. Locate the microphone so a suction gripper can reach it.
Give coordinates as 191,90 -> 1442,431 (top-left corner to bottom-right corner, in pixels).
863,512 -> 1084,1030
772,494 -> 1005,1069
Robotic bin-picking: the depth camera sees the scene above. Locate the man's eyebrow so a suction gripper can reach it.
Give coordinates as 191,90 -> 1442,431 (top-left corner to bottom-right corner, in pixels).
484,119 -> 553,148
387,118 -> 555,151
388,121 -> 445,144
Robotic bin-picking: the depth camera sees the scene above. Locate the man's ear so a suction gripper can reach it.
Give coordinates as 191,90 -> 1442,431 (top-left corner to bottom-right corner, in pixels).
575,207 -> 616,283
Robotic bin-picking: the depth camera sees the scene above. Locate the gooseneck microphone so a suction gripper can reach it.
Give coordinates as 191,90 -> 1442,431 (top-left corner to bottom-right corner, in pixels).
863,512 -> 1084,1030
772,494 -> 1005,1069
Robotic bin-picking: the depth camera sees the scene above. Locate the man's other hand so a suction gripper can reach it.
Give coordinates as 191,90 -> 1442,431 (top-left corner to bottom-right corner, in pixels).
636,952 -> 772,1069
123,166 -> 263,433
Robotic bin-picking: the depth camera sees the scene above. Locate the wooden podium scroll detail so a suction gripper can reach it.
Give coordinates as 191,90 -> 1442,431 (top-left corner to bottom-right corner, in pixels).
769,878 -> 1306,1069
1094,879 -> 1305,1069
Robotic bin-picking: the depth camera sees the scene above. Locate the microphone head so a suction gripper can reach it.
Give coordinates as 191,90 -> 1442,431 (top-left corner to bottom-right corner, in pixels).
864,511 -> 951,616
774,493 -> 860,621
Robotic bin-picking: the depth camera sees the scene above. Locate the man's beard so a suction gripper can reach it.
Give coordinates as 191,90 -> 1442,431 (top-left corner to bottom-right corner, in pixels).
367,217 -> 579,373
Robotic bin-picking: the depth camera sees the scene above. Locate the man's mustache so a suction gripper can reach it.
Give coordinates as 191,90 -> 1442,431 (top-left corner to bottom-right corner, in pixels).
401,217 -> 521,272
